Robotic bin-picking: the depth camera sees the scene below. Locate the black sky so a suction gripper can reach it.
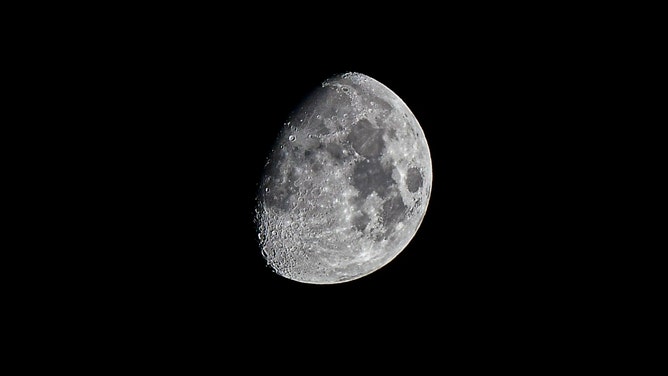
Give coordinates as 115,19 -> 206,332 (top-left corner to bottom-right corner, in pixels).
92,12 -> 615,357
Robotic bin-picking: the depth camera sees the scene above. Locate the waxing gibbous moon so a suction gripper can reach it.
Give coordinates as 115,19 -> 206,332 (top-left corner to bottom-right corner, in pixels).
255,72 -> 432,284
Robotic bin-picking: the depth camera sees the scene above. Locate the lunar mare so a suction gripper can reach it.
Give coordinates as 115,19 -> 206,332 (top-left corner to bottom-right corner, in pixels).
255,72 -> 432,284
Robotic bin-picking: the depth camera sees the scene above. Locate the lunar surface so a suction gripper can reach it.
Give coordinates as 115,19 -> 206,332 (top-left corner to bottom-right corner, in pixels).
255,72 -> 432,284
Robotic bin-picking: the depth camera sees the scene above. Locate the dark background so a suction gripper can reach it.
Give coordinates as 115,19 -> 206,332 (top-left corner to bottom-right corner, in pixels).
120,43 -> 587,325
75,8 -> 626,361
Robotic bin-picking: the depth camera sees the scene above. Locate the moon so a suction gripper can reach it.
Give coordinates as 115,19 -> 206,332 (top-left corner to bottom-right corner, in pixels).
255,72 -> 432,284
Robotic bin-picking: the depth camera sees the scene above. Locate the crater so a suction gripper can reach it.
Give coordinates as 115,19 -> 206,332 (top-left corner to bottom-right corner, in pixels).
262,162 -> 302,211
264,182 -> 297,211
301,86 -> 354,136
405,167 -> 423,193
